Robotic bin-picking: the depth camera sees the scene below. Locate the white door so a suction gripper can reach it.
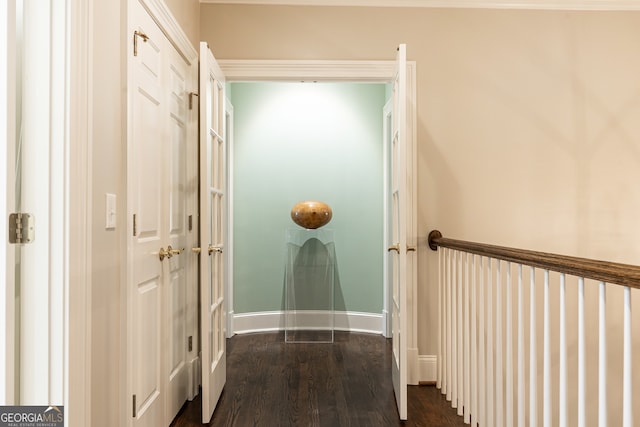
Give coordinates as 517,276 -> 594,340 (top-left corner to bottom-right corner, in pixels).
164,42 -> 191,423
130,11 -> 165,426
199,41 -> 227,424
129,5 -> 192,425
389,43 -> 409,421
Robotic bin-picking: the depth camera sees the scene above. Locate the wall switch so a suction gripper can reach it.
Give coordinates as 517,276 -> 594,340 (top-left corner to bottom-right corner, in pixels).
106,193 -> 117,229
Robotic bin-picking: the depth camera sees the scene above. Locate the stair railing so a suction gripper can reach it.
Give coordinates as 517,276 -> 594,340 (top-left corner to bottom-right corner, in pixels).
428,230 -> 640,427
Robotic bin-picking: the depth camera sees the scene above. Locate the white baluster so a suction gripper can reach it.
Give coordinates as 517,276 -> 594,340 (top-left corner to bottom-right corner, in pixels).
464,253 -> 470,423
506,262 -> 513,427
452,250 -> 458,407
479,256 -> 486,426
578,278 -> 586,427
518,264 -> 525,427
446,249 -> 452,400
543,270 -> 551,427
598,281 -> 606,427
530,268 -> 537,427
438,247 -> 442,390
487,259 -> 494,426
496,260 -> 503,427
623,286 -> 632,427
457,251 -> 463,416
559,273 -> 567,427
471,254 -> 478,427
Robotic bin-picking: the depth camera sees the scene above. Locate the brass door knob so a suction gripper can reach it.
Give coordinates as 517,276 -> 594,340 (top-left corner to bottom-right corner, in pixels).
191,247 -> 201,254
387,244 -> 400,253
208,245 -> 223,255
159,247 -> 169,261
167,245 -> 184,256
406,245 -> 417,253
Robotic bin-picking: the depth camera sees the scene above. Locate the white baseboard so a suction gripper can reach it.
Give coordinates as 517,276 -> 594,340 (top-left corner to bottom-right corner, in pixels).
419,355 -> 437,383
408,347 -> 419,385
186,356 -> 200,401
232,311 -> 384,335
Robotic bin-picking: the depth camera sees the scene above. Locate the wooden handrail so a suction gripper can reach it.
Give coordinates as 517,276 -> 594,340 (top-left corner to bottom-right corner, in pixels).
428,230 -> 640,289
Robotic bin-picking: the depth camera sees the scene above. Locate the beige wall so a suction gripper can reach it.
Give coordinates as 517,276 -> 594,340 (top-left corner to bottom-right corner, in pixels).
91,0 -> 126,424
90,0 -> 123,426
201,5 -> 640,423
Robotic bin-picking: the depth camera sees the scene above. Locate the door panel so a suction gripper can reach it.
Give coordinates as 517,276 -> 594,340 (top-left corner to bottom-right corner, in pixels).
199,41 -> 227,424
131,11 -> 164,426
390,43 -> 408,421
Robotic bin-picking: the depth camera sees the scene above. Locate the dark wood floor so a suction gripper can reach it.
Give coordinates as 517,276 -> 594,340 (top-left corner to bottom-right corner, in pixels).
170,332 -> 466,426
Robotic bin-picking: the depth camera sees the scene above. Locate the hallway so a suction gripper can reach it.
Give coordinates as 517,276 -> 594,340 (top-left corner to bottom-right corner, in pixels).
170,332 -> 465,426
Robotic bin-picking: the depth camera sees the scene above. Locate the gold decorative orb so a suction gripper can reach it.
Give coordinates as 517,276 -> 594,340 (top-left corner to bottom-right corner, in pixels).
290,201 -> 332,229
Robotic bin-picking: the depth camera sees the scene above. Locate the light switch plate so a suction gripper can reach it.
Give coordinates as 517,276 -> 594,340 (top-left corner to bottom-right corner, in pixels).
106,193 -> 116,229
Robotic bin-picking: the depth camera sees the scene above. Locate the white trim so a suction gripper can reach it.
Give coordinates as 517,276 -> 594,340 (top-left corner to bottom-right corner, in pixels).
186,356 -> 200,400
201,0 -> 640,10
225,98 -> 235,339
219,60 -> 398,82
1,0 -> 14,405
419,355 -> 437,383
382,98 -> 392,339
138,0 -> 197,64
232,311 -> 384,335
67,0 -> 92,423
408,347 -> 419,385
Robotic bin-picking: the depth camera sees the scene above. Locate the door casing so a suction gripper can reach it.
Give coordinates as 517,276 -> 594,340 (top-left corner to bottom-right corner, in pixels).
219,59 -> 419,385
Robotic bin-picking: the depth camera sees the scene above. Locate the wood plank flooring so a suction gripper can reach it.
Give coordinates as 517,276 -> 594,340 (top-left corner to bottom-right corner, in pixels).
170,332 -> 466,426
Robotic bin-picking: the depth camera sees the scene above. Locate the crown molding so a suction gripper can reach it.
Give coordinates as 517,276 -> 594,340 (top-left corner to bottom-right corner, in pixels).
200,0 -> 640,10
139,0 -> 198,64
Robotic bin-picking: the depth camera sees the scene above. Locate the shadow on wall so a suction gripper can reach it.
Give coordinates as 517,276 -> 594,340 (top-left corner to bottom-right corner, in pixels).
281,236 -> 348,330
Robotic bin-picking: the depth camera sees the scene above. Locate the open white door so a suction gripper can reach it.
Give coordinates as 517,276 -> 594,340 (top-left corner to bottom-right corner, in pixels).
199,41 -> 227,423
389,43 -> 408,420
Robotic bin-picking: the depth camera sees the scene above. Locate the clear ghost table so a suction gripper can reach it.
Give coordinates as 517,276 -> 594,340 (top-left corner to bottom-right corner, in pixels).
284,228 -> 335,343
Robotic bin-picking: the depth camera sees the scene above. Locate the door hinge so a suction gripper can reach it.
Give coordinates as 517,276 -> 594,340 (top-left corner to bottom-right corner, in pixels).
188,336 -> 193,352
133,214 -> 137,236
132,394 -> 137,418
188,215 -> 193,231
8,213 -> 35,244
133,30 -> 148,57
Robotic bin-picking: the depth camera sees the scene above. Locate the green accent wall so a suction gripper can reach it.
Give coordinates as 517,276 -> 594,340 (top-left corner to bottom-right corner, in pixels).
230,82 -> 386,314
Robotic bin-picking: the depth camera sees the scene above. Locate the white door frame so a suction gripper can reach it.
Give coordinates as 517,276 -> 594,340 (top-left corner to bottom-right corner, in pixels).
382,97 -> 393,340
67,0 -> 92,424
1,0 -> 14,405
2,0 -> 93,421
218,59 -> 418,383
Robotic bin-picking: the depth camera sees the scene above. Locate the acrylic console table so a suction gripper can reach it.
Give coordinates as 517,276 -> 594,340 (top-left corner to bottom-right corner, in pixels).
284,228 -> 335,343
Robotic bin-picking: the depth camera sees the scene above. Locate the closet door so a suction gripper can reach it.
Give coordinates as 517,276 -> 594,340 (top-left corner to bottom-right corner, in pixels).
128,3 -> 193,426
129,8 -> 165,426
164,41 -> 191,424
